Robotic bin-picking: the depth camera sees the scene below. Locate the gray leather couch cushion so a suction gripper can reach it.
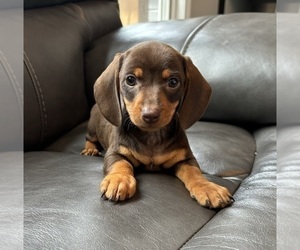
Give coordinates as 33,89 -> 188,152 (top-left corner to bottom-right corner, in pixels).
24,151 -> 218,249
185,14 -> 276,125
182,127 -> 276,249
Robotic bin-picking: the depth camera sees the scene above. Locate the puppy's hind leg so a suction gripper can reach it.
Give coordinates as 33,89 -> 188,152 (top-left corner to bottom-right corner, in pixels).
81,135 -> 102,156
81,105 -> 103,156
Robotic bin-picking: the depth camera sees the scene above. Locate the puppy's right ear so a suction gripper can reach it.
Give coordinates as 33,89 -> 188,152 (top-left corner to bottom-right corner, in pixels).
94,53 -> 123,127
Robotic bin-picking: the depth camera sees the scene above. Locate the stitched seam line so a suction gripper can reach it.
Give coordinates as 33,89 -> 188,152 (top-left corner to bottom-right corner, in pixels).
180,16 -> 217,55
24,51 -> 48,144
179,217 -> 214,249
0,50 -> 23,118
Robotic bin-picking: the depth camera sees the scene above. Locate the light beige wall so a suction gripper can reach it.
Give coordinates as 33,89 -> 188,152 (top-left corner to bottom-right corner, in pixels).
188,0 -> 219,18
188,0 -> 275,18
119,0 -> 148,26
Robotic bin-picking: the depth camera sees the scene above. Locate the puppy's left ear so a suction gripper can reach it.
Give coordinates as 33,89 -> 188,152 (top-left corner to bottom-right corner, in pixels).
94,53 -> 123,127
179,56 -> 212,129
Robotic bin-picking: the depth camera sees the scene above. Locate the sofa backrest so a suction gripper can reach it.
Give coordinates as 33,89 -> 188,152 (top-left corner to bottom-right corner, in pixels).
83,13 -> 276,128
185,14 -> 276,127
24,0 -> 121,151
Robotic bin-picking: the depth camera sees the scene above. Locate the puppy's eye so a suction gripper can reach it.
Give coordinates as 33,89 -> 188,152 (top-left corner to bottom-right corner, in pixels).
167,77 -> 179,88
126,75 -> 137,86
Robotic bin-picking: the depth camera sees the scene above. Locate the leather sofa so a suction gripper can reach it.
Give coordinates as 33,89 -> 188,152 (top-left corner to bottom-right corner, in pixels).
23,0 -> 279,249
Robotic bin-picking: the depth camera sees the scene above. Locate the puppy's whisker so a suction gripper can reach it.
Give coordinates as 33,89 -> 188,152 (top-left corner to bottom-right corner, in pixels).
123,112 -> 135,131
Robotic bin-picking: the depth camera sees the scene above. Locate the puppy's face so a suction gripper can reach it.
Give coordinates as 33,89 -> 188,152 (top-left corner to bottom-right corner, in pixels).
119,43 -> 186,132
94,41 -> 211,131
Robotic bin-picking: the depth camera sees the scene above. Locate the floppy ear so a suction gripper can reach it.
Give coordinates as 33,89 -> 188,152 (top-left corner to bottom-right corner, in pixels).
179,56 -> 212,130
94,53 -> 123,127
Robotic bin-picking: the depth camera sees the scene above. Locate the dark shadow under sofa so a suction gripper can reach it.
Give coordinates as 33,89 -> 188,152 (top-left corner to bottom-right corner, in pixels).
24,0 -> 277,249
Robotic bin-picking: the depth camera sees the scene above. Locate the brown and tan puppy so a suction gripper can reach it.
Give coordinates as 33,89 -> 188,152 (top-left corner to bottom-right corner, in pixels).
82,41 -> 234,209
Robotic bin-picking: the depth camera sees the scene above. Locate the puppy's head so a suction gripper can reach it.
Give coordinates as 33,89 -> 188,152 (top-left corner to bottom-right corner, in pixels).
94,41 -> 211,131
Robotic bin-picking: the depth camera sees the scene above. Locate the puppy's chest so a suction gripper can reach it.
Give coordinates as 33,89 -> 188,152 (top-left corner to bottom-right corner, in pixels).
119,145 -> 186,170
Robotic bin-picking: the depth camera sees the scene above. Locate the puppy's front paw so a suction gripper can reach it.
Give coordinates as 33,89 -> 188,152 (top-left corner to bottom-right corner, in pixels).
100,173 -> 136,201
80,148 -> 101,156
190,181 -> 234,209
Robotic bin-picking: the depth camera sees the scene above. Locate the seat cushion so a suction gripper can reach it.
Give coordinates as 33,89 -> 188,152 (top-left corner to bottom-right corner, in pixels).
25,121 -> 264,249
182,127 -> 276,249
25,151 -> 219,249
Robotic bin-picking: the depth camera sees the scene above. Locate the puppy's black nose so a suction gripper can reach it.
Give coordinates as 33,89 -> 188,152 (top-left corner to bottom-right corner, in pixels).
142,108 -> 160,124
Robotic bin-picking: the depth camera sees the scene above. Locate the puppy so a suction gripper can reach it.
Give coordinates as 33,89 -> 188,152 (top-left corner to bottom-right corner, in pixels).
81,41 -> 234,209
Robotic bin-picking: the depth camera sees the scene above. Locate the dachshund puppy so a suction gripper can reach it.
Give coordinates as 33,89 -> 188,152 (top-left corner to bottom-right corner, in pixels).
81,41 -> 234,209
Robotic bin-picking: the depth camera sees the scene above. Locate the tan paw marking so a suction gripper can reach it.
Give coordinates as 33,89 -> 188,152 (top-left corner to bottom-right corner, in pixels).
190,181 -> 234,209
100,173 -> 136,201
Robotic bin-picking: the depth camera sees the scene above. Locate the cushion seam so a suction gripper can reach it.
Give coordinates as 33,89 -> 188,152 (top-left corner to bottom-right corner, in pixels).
24,51 -> 48,144
180,16 -> 217,55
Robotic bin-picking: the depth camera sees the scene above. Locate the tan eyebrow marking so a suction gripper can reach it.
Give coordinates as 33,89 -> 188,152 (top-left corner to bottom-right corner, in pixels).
162,69 -> 171,79
133,67 -> 143,78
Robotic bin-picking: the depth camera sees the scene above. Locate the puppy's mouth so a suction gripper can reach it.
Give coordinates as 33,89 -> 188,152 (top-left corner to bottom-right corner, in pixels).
141,117 -> 177,133
124,104 -> 176,132
139,121 -> 164,132
129,113 -> 172,132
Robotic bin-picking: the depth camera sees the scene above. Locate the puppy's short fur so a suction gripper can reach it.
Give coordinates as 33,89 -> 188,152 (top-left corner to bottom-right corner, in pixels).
82,41 -> 234,209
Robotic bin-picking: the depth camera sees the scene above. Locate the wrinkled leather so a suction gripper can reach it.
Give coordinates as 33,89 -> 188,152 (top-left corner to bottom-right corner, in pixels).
185,14 -> 276,125
278,126 -> 300,250
182,127 -> 276,249
0,151 -> 23,250
25,123 -> 270,249
25,151 -> 215,249
187,122 -> 255,178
